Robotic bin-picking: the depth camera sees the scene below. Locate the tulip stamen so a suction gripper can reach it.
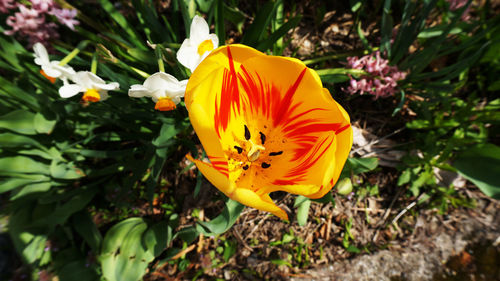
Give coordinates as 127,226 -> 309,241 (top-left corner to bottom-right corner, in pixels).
244,125 -> 251,140
259,132 -> 266,144
234,145 -> 243,154
269,151 -> 283,156
261,162 -> 271,168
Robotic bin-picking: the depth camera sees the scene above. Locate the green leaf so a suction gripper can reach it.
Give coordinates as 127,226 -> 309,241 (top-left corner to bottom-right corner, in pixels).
196,199 -> 244,235
256,15 -> 301,51
72,211 -> 103,253
29,187 -> 98,228
453,144 -> 500,199
341,157 -> 379,177
380,0 -> 393,56
143,221 -> 172,257
0,156 -> 49,175
0,132 -> 43,148
214,0 -> 225,45
33,112 -> 56,134
100,218 -> 152,281
98,0 -> 145,49
346,244 -> 361,253
295,197 -> 311,227
57,260 -> 99,281
241,1 -> 277,47
22,235 -> 47,264
0,174 -> 50,194
0,110 -> 36,135
50,161 -> 84,179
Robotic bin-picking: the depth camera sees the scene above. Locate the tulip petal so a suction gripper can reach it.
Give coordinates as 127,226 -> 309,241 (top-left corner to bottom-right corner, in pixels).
230,188 -> 288,220
187,155 -> 232,194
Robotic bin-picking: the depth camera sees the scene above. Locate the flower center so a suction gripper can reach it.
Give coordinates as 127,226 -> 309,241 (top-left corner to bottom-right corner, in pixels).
228,125 -> 284,176
40,69 -> 56,83
197,39 -> 214,56
247,139 -> 265,162
82,89 -> 101,102
155,97 -> 176,111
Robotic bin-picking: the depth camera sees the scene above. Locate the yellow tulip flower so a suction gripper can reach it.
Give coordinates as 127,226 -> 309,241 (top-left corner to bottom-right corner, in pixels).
185,45 -> 353,220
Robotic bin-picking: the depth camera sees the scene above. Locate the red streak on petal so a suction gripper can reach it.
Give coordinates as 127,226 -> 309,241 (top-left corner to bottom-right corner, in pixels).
273,179 -> 296,185
286,137 -> 334,181
336,124 -> 351,135
272,68 -> 307,127
286,122 -> 342,138
215,46 -> 241,135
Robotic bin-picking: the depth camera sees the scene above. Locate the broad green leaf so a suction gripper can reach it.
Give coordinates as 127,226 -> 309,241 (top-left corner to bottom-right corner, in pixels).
453,144 -> 500,199
29,187 -> 98,227
196,199 -> 244,235
143,221 -> 171,257
22,235 -> 47,264
72,211 -> 103,252
0,156 -> 49,175
34,112 -> 56,134
100,218 -> 150,281
50,161 -> 84,179
0,174 -> 50,194
0,133 -> 43,149
0,110 -> 36,135
175,226 -> 198,244
10,182 -> 52,200
341,157 -> 379,177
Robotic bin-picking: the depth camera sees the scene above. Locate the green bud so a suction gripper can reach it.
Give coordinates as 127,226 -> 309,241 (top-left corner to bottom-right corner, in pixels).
336,177 -> 353,195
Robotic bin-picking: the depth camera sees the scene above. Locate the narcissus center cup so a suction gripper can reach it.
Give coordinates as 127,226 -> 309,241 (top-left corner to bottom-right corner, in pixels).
185,44 -> 353,220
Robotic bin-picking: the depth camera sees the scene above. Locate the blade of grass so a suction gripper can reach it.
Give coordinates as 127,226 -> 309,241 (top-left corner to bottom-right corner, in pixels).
256,15 -> 301,52
241,1 -> 278,47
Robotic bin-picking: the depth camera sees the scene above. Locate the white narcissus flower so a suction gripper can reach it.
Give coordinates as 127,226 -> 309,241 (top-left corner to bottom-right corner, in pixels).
176,15 -> 219,73
33,42 -> 76,84
128,72 -> 188,111
59,71 -> 119,102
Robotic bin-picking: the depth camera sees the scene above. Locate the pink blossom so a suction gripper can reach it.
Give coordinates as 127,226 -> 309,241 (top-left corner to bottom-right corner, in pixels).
50,8 -> 79,30
5,5 -> 58,47
0,0 -> 16,14
31,0 -> 55,13
344,51 -> 407,99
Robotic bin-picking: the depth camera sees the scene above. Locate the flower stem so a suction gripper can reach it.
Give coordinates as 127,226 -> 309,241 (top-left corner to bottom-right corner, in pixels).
155,45 -> 165,73
59,40 -> 90,66
91,52 -> 98,74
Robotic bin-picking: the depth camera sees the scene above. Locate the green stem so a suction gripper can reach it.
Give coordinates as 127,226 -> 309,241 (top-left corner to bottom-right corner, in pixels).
58,40 -> 90,66
155,45 -> 165,73
91,52 -> 98,74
